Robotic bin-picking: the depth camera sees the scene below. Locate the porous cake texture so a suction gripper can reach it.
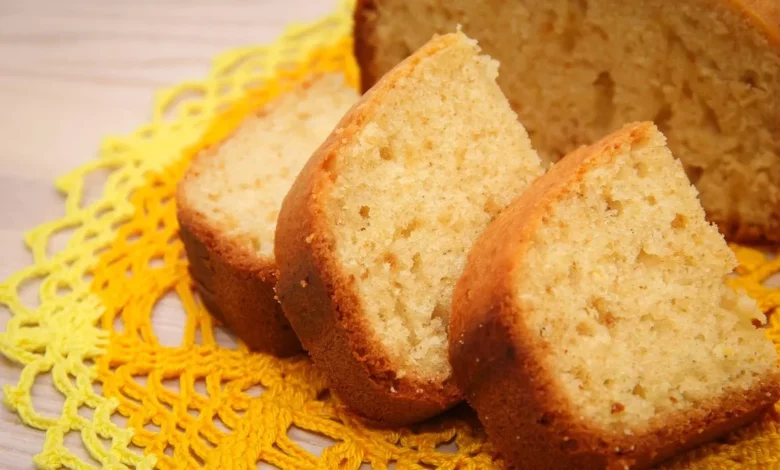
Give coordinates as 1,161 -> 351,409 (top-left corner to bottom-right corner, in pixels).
177,75 -> 356,355
275,32 -> 543,424
355,0 -> 780,242
450,122 -> 780,469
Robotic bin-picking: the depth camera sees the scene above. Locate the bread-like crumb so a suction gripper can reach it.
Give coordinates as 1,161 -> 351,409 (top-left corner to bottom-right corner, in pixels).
449,122 -> 780,469
327,33 -> 542,382
176,74 -> 356,356
357,0 -> 780,241
518,124 -> 777,431
181,75 -> 356,257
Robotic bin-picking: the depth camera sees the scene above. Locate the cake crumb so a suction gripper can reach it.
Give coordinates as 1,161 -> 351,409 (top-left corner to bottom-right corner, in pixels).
300,280 -> 308,288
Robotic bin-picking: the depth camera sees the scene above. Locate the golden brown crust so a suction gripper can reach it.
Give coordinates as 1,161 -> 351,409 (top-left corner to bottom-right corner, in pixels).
449,122 -> 780,469
353,0 -> 380,93
729,0 -> 780,49
176,187 -> 301,357
275,35 -> 464,426
716,216 -> 780,244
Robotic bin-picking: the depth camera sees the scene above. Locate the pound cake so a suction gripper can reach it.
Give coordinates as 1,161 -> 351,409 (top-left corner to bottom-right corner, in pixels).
274,32 -> 543,425
449,121 -> 780,469
355,0 -> 780,242
177,75 -> 356,356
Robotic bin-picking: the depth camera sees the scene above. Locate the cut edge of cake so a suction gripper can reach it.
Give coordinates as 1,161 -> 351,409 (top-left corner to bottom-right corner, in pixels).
275,31 -> 543,425
449,121 -> 780,469
353,0 -> 780,244
176,74 -> 356,356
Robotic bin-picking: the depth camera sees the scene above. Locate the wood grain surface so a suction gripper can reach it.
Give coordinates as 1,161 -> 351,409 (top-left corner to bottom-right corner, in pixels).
0,1 -> 335,468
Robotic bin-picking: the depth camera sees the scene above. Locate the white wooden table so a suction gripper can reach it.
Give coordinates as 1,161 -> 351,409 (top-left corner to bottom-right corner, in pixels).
0,1 -> 336,467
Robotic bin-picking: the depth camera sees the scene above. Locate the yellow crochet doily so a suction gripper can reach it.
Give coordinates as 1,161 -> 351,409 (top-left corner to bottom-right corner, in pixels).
1,1 -> 780,468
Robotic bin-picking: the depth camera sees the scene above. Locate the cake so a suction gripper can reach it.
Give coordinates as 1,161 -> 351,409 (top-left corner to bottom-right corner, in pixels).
176,74 -> 356,356
354,0 -> 780,242
274,32 -> 544,425
449,121 -> 780,469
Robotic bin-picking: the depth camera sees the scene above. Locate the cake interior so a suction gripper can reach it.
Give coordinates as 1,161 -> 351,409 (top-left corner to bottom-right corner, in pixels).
363,0 -> 780,237
327,34 -> 542,381
181,75 -> 356,257
516,125 -> 777,431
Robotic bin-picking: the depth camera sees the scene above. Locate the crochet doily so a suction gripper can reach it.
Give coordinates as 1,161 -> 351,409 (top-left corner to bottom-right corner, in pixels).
1,0 -> 779,468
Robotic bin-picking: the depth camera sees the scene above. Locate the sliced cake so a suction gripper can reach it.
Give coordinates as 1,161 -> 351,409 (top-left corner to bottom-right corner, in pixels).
450,122 -> 780,469
354,0 -> 780,242
177,74 -> 356,356
274,32 -> 544,425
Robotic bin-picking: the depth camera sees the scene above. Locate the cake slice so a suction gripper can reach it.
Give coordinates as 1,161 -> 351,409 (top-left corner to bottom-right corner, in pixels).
449,122 -> 780,469
177,74 -> 356,356
274,32 -> 543,425
354,0 -> 780,243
